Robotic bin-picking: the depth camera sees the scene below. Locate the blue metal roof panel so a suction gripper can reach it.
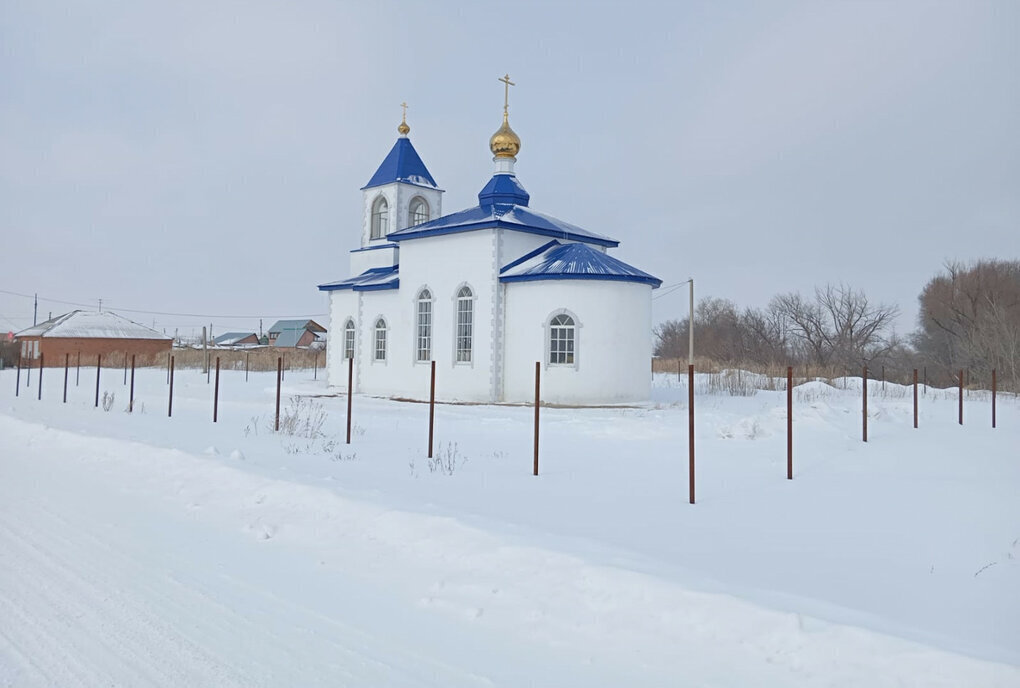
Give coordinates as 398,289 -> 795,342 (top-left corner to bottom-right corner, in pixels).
362,138 -> 438,190
500,242 -> 662,287
272,329 -> 304,347
317,265 -> 399,292
387,203 -> 618,247
499,240 -> 561,273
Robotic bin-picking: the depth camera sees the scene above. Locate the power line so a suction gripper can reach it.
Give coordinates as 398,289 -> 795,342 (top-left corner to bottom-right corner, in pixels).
0,288 -> 325,320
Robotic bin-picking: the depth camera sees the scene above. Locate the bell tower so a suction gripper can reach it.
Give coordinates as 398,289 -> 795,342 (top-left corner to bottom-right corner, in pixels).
359,105 -> 444,249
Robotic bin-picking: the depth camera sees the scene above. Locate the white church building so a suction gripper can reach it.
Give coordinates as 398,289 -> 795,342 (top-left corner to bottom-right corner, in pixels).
318,86 -> 661,404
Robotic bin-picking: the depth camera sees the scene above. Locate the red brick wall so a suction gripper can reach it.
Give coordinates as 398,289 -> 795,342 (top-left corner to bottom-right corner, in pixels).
17,337 -> 172,367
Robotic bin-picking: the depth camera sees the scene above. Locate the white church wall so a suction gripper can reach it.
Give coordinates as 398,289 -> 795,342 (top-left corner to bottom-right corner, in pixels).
498,229 -> 560,268
326,289 -> 358,390
349,245 -> 398,276
352,289 -> 411,397
398,230 -> 498,401
502,280 -> 653,404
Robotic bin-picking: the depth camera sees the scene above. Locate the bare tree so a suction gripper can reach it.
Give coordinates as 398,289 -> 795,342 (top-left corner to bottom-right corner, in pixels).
914,259 -> 1020,390
771,285 -> 898,369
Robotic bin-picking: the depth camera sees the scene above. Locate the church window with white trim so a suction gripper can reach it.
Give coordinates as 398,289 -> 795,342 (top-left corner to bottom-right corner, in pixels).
456,286 -> 473,362
409,197 -> 429,227
370,196 -> 389,239
374,318 -> 387,361
549,314 -> 575,365
416,289 -> 432,362
343,319 -> 355,359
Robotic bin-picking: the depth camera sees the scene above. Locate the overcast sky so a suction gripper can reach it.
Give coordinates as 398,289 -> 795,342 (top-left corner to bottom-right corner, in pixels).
1,0 -> 1017,340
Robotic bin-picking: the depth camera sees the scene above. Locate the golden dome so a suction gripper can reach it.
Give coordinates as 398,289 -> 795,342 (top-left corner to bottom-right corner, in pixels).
489,113 -> 521,159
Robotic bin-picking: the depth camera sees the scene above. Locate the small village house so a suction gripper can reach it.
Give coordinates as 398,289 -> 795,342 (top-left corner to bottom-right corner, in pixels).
14,311 -> 172,367
213,332 -> 260,347
266,320 -> 326,349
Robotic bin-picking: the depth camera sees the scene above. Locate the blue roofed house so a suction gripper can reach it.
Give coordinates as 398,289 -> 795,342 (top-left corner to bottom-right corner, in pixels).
266,320 -> 326,349
318,90 -> 661,404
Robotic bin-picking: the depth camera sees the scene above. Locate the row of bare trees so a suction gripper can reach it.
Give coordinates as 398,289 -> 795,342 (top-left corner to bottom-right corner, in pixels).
655,260 -> 1019,391
912,259 -> 1019,392
655,284 -> 901,369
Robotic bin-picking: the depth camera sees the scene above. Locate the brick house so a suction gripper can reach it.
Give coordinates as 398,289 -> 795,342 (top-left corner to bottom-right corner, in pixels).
14,311 -> 172,367
266,320 -> 326,348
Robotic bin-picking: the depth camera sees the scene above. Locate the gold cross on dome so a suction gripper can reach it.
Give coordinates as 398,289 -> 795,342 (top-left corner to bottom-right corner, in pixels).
499,74 -> 515,114
400,101 -> 408,121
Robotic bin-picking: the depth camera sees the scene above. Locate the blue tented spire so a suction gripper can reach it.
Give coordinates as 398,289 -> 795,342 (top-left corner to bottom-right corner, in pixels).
362,138 -> 438,190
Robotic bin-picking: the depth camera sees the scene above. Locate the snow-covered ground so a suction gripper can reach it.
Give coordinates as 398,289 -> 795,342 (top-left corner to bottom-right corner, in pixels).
1,365 -> 1017,686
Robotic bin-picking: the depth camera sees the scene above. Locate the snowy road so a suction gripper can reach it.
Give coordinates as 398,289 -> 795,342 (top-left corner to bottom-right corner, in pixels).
2,408 -> 1018,686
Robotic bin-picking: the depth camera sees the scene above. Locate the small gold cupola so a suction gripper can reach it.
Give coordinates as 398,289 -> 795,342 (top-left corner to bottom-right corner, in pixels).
489,74 -> 521,159
398,101 -> 410,136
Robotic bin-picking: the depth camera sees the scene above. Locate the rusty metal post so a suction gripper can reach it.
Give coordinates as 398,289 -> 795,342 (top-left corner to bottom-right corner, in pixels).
15,351 -> 20,397
862,366 -> 868,443
958,369 -> 963,425
427,360 -> 436,457
534,361 -> 540,476
677,358 -> 681,383
129,355 -> 135,412
274,357 -> 282,431
346,355 -> 354,444
37,353 -> 43,400
63,353 -> 69,403
168,356 -> 175,417
95,355 -> 102,408
76,351 -> 80,386
213,357 -> 220,422
992,369 -> 997,429
689,364 -> 695,504
787,366 -> 793,480
913,369 -> 918,429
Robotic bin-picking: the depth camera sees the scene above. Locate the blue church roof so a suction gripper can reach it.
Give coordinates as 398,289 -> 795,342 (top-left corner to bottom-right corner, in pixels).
387,173 -> 618,247
362,138 -> 439,190
500,241 -> 662,287
477,173 -> 530,207
318,265 -> 399,292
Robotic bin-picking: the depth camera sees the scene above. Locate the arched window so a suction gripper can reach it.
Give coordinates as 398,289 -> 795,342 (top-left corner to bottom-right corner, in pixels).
456,286 -> 473,363
549,314 -> 575,365
374,318 -> 387,361
416,289 -> 432,362
409,197 -> 429,227
343,319 -> 355,359
370,196 -> 389,239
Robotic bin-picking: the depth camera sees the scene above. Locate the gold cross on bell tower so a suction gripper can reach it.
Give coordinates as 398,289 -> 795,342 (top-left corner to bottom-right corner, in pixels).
499,74 -> 515,116
398,101 -> 410,135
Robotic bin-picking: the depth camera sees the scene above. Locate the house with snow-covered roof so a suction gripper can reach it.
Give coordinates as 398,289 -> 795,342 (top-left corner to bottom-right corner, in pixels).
14,310 -> 171,366
318,81 -> 661,404
213,332 -> 260,347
